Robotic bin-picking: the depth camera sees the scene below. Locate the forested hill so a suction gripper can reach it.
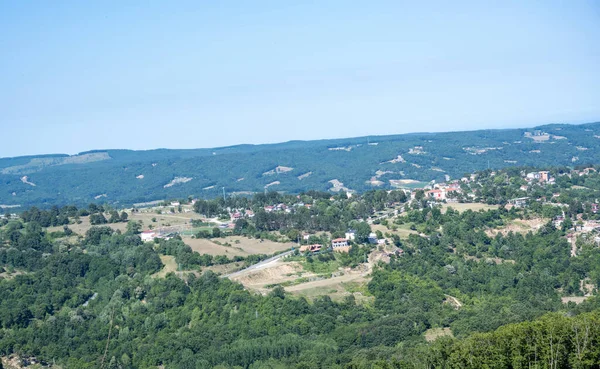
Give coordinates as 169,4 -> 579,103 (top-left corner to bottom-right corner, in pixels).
2,121 -> 600,208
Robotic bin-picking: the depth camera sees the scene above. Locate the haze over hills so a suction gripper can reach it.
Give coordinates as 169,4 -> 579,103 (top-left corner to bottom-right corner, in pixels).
2,121 -> 600,209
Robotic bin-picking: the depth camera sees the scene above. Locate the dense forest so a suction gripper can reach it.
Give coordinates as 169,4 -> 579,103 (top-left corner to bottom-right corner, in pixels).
2,122 -> 600,209
2,173 -> 600,368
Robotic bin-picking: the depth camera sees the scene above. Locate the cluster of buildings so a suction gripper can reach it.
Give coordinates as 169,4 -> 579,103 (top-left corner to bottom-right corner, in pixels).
140,230 -> 175,242
525,170 -> 554,184
422,181 -> 464,202
263,202 -> 313,213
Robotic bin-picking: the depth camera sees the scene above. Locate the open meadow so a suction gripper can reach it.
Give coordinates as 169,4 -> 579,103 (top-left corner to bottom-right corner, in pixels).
441,203 -> 499,213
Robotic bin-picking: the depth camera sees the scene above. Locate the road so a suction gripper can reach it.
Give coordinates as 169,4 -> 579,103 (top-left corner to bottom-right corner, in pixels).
223,250 -> 294,279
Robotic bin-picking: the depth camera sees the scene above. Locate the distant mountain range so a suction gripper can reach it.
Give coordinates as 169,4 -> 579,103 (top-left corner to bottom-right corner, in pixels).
2,122 -> 600,209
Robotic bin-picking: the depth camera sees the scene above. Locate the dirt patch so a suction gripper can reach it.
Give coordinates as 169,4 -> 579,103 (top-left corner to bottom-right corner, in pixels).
443,295 -> 463,310
424,327 -> 453,342
0,269 -> 27,280
485,218 -> 547,237
232,262 -> 305,290
561,296 -> 589,304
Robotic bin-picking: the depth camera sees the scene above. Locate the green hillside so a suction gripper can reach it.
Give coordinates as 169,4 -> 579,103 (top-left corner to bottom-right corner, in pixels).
2,122 -> 600,209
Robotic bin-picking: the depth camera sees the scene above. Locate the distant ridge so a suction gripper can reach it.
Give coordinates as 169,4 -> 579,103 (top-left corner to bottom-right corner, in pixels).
1,121 -> 600,209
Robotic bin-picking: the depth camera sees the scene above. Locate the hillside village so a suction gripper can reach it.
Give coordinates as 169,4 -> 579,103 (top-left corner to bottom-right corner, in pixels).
3,164 -> 600,368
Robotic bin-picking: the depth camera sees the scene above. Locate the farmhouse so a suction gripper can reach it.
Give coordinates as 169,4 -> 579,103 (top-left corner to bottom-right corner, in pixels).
426,189 -> 446,200
331,238 -> 351,253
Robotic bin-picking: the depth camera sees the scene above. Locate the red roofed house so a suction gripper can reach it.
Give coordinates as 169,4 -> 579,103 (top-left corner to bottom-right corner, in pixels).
332,238 -> 351,253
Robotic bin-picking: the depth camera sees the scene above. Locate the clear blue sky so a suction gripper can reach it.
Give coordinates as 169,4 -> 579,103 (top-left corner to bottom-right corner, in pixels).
1,1 -> 599,157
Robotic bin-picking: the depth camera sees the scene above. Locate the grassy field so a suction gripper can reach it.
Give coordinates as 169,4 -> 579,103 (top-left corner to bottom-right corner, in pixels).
153,255 -> 179,278
441,203 -> 499,213
46,210 -> 205,236
285,273 -> 372,302
371,223 -> 417,239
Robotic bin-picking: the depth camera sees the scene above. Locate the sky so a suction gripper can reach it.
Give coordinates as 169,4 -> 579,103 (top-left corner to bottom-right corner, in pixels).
1,1 -> 599,157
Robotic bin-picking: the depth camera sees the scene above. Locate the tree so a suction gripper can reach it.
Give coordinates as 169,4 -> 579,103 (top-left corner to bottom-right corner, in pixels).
120,211 -> 128,222
212,227 -> 221,238
109,211 -> 120,223
90,213 -> 107,225
354,222 -> 371,244
126,220 -> 142,234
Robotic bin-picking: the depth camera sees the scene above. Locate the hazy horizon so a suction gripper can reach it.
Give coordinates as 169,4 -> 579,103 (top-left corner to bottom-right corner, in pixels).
2,1 -> 599,157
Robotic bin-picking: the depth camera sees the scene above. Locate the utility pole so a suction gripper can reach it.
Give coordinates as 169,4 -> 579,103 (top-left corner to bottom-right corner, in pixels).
222,187 -> 226,201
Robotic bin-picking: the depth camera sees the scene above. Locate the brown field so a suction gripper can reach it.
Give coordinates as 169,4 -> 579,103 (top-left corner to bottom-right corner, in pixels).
424,327 -> 454,342
232,261 -> 305,292
183,236 -> 293,257
185,238 -> 249,257
441,203 -> 499,213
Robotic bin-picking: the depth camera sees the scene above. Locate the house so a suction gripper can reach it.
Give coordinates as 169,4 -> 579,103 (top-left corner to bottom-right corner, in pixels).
332,238 -> 351,253
299,244 -> 322,254
302,233 -> 311,241
426,189 -> 446,200
592,204 -> 599,214
264,205 -> 275,212
526,171 -> 550,183
553,216 -> 564,228
345,230 -> 356,241
509,197 -> 529,208
246,210 -> 255,218
232,212 -> 242,220
141,230 -> 157,242
368,233 -> 378,244
170,201 -> 181,206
